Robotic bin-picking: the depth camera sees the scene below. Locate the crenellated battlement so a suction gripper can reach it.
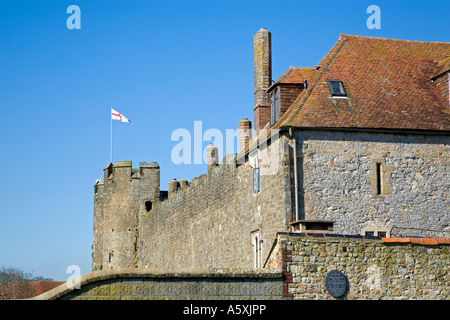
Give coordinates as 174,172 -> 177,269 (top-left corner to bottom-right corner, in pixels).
98,161 -> 159,181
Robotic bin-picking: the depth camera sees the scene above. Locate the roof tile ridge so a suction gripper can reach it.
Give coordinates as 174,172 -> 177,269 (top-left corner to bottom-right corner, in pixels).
274,66 -> 296,84
340,33 -> 450,45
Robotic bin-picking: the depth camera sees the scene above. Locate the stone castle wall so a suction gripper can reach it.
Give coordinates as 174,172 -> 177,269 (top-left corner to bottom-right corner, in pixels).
295,129 -> 449,237
137,136 -> 292,271
267,233 -> 449,300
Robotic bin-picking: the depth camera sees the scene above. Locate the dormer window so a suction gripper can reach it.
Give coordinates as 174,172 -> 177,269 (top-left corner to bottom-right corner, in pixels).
327,79 -> 347,97
270,87 -> 280,125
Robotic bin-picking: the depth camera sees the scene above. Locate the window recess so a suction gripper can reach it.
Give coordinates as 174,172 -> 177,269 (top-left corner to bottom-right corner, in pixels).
327,79 -> 347,97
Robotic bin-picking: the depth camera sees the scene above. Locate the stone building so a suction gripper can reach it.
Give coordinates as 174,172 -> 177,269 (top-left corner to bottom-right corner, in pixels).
91,29 -> 449,299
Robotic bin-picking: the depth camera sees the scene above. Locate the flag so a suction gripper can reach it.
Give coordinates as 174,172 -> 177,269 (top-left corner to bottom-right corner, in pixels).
111,108 -> 130,123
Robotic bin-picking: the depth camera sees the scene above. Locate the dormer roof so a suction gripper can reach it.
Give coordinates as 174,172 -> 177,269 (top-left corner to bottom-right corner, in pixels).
268,66 -> 316,91
432,56 -> 450,79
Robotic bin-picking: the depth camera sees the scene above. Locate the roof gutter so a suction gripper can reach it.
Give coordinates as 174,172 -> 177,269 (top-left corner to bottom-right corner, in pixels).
284,127 -> 299,222
278,125 -> 450,136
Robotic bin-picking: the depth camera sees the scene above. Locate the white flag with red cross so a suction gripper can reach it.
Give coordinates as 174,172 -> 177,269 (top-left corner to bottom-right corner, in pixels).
111,108 -> 131,123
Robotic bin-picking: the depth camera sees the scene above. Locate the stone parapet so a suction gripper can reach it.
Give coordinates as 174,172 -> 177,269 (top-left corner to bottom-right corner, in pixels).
29,268 -> 282,300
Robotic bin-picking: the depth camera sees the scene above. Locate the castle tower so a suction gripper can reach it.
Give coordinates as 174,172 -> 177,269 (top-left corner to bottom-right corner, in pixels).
92,161 -> 160,271
253,28 -> 272,135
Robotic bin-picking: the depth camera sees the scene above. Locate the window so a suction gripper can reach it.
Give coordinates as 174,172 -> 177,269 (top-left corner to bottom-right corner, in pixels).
327,79 -> 347,97
364,231 -> 388,238
145,200 -> 152,212
270,87 -> 280,125
376,162 -> 382,195
275,87 -> 279,122
253,167 -> 260,192
270,91 -> 275,125
372,159 -> 390,195
253,156 -> 261,192
251,231 -> 263,268
255,235 -> 260,267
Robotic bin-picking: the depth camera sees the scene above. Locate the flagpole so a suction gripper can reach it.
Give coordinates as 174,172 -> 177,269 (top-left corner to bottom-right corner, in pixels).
110,107 -> 113,163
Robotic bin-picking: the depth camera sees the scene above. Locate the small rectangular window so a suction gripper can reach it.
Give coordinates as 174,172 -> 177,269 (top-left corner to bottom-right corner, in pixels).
270,88 -> 281,125
376,162 -> 382,195
365,231 -> 375,237
253,167 -> 260,192
270,92 -> 275,125
251,231 -> 263,268
378,232 -> 387,238
327,79 -> 347,97
274,87 -> 280,122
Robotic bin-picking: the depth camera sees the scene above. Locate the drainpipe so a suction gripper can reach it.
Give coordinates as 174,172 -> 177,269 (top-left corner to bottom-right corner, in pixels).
288,127 -> 299,222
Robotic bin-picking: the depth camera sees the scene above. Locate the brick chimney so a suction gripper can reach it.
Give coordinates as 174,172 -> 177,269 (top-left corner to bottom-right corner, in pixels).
253,28 -> 272,135
238,118 -> 252,153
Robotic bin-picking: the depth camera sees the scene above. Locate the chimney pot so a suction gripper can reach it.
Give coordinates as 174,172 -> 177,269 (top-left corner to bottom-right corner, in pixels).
238,118 -> 252,153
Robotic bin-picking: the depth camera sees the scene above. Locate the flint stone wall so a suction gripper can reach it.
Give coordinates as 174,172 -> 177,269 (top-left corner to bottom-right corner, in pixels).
267,233 -> 449,300
295,129 -> 449,238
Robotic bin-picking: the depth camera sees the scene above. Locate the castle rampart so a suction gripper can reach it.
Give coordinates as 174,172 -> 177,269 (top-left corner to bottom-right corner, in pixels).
137,135 -> 292,271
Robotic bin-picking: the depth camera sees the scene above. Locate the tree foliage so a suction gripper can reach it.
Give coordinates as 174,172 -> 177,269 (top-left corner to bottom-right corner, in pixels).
0,266 -> 53,299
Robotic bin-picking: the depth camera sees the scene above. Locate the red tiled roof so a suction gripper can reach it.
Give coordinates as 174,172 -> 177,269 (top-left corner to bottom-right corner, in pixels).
382,238 -> 450,245
28,281 -> 65,297
6,281 -> 65,299
273,34 -> 450,131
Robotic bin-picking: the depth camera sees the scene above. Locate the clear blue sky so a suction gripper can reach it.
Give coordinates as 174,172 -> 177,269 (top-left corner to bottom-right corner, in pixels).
0,0 -> 448,281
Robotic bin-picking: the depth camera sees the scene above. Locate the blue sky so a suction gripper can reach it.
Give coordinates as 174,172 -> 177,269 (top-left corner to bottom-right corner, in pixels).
0,0 -> 448,281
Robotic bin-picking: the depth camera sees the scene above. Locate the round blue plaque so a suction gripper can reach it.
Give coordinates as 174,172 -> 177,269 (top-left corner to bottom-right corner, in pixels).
325,270 -> 347,298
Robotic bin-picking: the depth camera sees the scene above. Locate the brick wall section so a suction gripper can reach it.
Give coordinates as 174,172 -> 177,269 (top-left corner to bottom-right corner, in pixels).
294,129 -> 450,237
281,247 -> 293,299
279,85 -> 302,116
266,233 -> 450,300
138,137 -> 292,271
254,104 -> 270,135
